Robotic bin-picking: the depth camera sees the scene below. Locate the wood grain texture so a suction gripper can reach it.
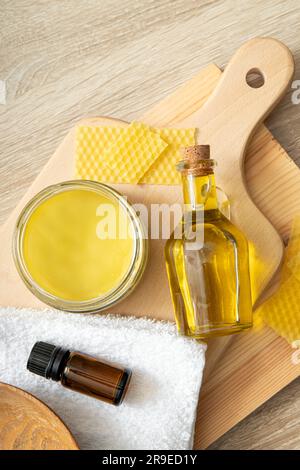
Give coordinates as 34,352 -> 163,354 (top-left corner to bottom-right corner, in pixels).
0,383 -> 78,450
1,0 -> 300,450
209,377 -> 300,450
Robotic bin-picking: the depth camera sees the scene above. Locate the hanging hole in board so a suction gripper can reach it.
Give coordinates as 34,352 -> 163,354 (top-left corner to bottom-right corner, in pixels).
246,68 -> 265,88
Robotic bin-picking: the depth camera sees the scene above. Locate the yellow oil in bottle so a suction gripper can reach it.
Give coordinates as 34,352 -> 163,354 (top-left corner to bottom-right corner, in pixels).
164,145 -> 252,339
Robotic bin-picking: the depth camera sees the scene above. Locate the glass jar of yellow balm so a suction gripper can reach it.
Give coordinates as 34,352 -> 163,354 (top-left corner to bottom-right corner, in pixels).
13,181 -> 148,312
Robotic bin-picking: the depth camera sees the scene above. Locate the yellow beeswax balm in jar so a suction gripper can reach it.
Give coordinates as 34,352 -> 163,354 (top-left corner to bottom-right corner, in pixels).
13,181 -> 148,312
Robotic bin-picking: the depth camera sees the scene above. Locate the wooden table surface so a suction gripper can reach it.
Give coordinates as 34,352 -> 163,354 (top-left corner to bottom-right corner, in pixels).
1,0 -> 300,450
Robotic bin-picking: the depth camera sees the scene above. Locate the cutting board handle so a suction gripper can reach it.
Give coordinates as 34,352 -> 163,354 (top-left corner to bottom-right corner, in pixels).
194,37 -> 295,155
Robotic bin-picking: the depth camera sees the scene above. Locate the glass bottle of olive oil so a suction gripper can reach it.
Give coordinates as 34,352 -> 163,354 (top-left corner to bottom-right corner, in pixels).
164,145 -> 252,339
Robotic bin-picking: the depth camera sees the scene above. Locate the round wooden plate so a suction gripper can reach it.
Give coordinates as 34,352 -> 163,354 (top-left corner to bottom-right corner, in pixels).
0,382 -> 79,450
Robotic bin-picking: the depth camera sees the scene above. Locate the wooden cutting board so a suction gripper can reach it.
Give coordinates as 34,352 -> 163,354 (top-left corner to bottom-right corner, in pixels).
1,38 -> 300,448
0,383 -> 78,450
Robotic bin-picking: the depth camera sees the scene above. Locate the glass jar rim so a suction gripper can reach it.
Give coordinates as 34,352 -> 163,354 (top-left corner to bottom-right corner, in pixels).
13,180 -> 148,313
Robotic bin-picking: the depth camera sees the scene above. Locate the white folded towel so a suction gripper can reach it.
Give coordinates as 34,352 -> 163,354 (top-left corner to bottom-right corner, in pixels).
0,307 -> 206,450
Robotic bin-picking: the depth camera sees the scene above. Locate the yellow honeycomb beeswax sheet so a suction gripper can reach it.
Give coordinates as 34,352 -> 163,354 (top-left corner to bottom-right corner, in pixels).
259,216 -> 300,344
140,128 -> 196,184
103,122 -> 168,184
76,126 -> 126,181
75,123 -> 196,184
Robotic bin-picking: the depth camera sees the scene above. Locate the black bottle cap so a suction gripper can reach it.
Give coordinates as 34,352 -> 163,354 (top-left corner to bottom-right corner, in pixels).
27,341 -> 70,382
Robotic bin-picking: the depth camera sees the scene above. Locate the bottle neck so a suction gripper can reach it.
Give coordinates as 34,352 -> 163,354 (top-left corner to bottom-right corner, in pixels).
181,173 -> 218,211
48,347 -> 70,381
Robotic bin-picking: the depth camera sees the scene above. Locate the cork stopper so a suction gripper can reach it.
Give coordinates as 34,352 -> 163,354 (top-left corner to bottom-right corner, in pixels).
177,145 -> 215,176
182,145 -> 210,161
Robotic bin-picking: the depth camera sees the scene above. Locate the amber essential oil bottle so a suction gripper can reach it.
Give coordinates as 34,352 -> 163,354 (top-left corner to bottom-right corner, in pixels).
164,145 -> 252,340
27,341 -> 131,405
